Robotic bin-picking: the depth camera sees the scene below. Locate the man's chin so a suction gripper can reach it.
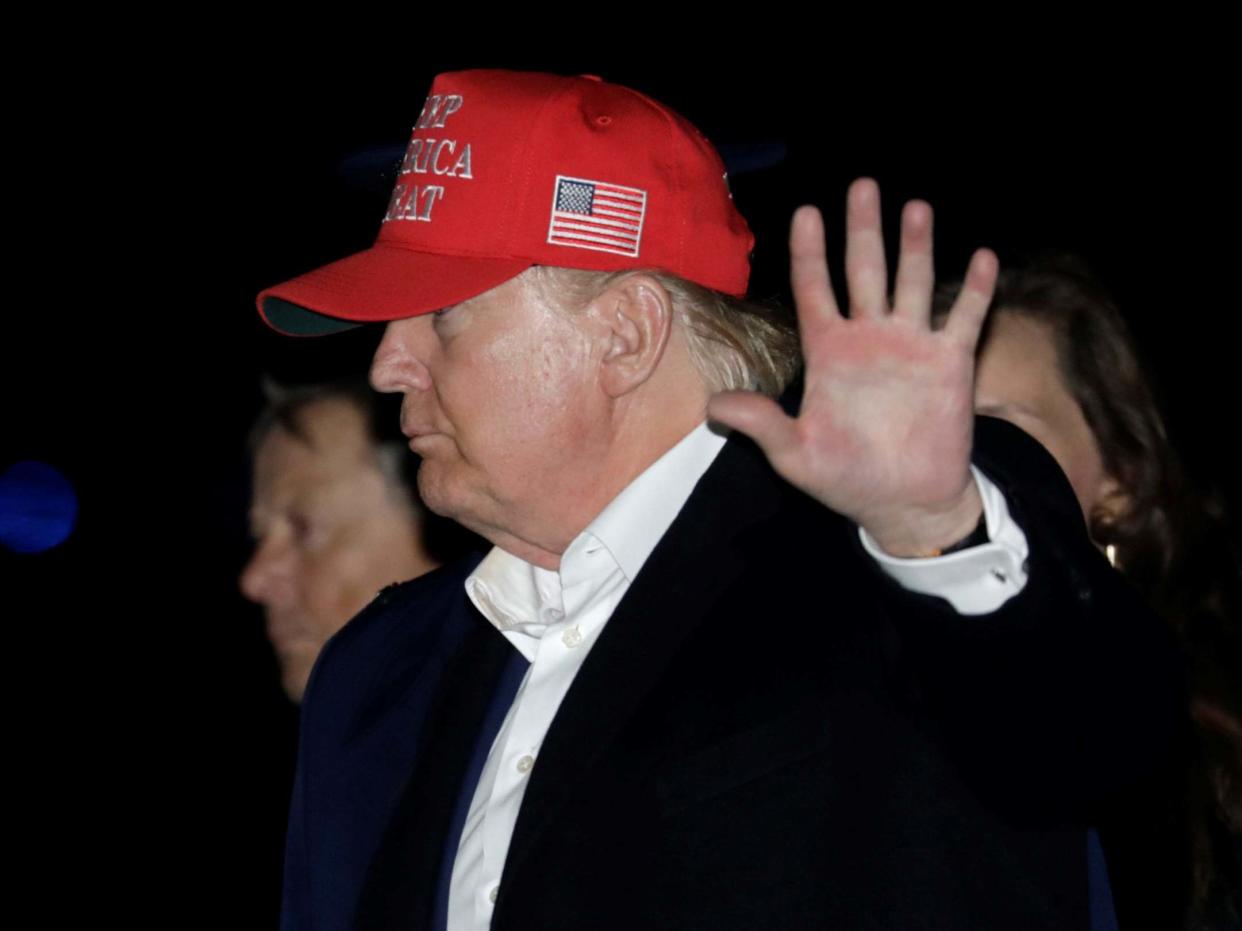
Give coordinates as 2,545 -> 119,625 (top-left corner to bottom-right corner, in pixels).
280,658 -> 316,704
416,465 -> 468,521
419,487 -> 500,552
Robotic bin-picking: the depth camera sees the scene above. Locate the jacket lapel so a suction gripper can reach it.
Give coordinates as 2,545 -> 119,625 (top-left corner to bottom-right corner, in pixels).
357,610 -> 512,931
502,432 -> 786,876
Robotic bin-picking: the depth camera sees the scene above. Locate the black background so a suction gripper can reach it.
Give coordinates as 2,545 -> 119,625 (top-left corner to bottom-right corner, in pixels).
3,38 -> 1235,926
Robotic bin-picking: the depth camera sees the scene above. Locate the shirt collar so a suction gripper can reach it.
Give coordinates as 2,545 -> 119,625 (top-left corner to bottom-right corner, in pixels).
466,421 -> 727,638
565,421 -> 726,584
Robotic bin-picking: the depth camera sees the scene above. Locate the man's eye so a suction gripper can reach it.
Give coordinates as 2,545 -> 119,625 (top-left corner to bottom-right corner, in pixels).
289,514 -> 319,546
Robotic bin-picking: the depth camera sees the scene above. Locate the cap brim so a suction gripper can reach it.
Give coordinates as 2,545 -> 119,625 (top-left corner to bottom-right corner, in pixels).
256,242 -> 534,336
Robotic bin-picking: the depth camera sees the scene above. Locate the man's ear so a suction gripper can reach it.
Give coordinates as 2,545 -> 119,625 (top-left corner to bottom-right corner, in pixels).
586,274 -> 674,398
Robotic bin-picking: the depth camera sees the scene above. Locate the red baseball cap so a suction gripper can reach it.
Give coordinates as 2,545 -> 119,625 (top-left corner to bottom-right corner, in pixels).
257,70 -> 754,336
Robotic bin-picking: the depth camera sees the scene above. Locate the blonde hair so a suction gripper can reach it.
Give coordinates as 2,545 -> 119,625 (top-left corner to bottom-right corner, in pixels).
531,267 -> 800,397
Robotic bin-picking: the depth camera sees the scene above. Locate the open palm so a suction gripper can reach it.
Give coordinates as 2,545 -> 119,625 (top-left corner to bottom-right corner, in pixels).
708,179 -> 998,556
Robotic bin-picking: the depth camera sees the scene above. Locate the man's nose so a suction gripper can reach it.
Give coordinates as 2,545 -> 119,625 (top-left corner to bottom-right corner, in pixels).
370,318 -> 433,394
239,536 -> 294,607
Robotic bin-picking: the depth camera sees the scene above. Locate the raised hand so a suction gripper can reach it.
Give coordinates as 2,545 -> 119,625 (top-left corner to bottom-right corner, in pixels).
707,179 -> 998,557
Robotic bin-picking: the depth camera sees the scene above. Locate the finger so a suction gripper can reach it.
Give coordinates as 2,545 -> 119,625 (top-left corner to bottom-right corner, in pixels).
789,205 -> 841,333
943,248 -> 999,351
789,206 -> 843,367
707,390 -> 800,465
891,199 -> 934,325
843,178 -> 889,320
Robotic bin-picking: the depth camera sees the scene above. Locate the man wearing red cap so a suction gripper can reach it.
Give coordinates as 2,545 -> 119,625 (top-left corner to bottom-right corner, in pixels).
258,71 -> 1177,931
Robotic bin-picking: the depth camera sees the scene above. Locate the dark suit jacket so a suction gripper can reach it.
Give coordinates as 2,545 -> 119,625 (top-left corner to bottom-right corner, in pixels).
281,418 -> 1181,931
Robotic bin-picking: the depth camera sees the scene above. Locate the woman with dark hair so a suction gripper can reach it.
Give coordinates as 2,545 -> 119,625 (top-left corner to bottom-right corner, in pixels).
943,258 -> 1241,930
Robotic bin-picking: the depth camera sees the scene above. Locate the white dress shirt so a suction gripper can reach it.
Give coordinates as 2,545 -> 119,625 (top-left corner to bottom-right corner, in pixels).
448,422 -> 1029,930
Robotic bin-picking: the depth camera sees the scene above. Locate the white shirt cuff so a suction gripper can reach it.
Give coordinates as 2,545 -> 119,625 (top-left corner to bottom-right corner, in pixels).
858,466 -> 1029,616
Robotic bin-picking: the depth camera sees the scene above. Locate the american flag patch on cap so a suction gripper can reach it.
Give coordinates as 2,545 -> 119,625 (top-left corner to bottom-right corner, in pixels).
547,176 -> 647,257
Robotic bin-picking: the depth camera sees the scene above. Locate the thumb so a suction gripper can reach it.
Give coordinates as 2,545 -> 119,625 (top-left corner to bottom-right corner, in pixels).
707,391 -> 798,462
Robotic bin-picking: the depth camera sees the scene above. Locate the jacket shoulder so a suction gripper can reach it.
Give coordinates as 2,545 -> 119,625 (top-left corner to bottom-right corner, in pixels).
299,551 -> 487,737
324,551 -> 484,659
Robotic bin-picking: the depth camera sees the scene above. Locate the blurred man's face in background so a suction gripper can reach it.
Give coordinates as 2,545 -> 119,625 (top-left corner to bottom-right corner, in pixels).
240,398 -> 439,702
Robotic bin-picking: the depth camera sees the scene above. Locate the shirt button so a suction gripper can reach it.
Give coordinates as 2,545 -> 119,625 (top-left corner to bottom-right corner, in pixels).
516,755 -> 535,774
561,626 -> 583,648
990,568 -> 1008,583
488,885 -> 499,904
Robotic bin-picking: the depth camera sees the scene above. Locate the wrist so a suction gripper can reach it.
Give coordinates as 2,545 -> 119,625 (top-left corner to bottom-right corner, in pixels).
926,511 -> 988,556
861,483 -> 985,558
